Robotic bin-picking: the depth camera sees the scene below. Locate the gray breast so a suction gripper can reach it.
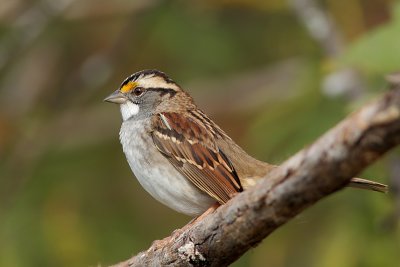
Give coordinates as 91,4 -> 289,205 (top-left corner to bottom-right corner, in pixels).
119,119 -> 216,216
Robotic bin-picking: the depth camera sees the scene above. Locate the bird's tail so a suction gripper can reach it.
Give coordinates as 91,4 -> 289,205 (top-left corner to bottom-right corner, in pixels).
348,177 -> 388,193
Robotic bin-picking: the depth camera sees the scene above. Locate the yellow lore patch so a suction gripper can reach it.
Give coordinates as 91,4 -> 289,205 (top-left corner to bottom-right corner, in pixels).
120,81 -> 138,93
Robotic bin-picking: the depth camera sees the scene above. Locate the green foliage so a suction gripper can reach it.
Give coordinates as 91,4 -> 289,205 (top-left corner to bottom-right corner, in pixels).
342,3 -> 400,74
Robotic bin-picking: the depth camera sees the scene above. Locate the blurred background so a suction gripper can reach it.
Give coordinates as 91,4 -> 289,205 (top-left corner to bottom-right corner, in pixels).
1,0 -> 400,266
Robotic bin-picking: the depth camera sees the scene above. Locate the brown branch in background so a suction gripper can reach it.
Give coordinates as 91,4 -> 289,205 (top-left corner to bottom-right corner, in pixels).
290,0 -> 366,100
112,84 -> 400,267
290,0 -> 343,57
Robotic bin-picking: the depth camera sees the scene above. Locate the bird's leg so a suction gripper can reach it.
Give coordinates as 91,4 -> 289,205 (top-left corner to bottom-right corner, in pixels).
151,203 -> 220,250
172,203 -> 220,237
189,202 -> 220,225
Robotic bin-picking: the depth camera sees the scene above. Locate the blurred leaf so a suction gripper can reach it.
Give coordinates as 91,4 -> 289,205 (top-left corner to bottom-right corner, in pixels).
341,3 -> 400,74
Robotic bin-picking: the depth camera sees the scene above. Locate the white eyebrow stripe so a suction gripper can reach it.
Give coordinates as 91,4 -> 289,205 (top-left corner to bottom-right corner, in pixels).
160,114 -> 172,130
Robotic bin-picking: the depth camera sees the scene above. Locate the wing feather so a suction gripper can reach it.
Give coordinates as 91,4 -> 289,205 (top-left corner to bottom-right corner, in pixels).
151,112 -> 243,204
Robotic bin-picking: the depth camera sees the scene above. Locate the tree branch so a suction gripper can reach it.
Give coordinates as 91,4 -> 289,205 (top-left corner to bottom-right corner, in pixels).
112,85 -> 400,267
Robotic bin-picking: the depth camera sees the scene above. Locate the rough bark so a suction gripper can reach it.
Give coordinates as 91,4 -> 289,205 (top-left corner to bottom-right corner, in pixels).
112,85 -> 400,267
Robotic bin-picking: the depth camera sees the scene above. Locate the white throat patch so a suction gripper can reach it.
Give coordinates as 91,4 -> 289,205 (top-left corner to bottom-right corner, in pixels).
120,102 -> 140,121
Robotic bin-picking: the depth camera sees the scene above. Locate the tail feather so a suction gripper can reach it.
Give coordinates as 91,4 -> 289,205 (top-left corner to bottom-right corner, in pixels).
348,177 -> 388,193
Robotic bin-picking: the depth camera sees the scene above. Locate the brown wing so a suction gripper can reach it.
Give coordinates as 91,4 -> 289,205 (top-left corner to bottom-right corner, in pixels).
151,112 -> 243,204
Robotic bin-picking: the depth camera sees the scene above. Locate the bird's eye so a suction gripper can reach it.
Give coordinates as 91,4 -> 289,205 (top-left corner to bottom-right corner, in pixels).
133,87 -> 144,96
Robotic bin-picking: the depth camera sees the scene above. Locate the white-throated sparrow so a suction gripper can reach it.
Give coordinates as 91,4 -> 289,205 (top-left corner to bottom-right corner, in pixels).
104,69 -> 387,216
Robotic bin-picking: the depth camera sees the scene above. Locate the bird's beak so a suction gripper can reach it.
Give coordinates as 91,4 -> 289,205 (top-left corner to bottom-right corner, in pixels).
104,90 -> 127,104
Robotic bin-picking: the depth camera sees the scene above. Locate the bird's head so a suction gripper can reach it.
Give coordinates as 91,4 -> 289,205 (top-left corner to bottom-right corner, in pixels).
104,69 -> 194,121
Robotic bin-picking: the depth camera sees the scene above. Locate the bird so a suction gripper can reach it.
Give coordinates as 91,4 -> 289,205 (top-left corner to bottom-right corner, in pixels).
104,69 -> 388,217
